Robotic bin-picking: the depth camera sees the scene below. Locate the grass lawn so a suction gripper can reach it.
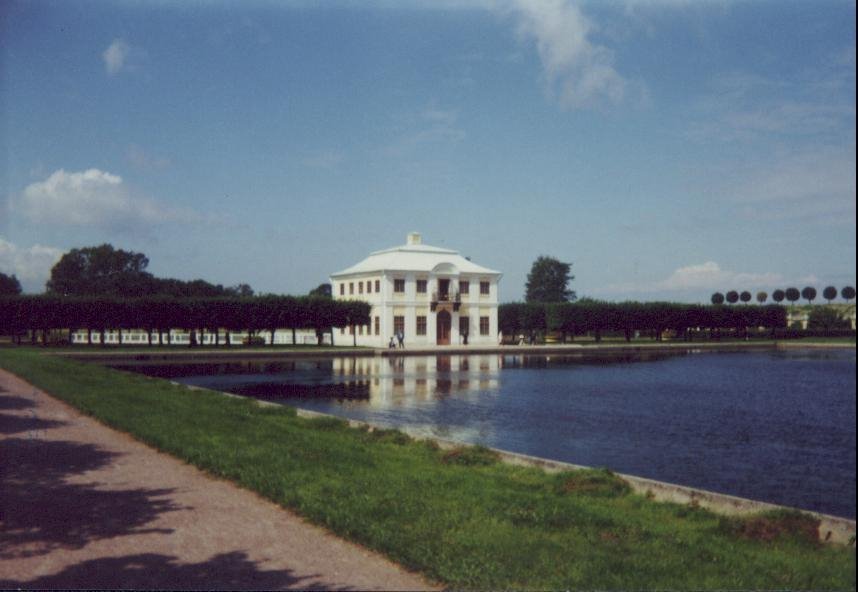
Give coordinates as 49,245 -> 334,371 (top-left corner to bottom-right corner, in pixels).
0,348 -> 854,589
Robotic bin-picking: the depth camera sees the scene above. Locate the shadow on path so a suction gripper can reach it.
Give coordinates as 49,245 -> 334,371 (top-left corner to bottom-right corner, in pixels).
0,551 -> 349,591
0,394 -> 36,410
0,411 -> 67,435
1,437 -> 187,559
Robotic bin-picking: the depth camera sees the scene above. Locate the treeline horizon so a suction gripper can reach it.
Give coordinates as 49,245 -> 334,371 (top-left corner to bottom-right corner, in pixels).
499,301 -> 791,342
0,295 -> 371,347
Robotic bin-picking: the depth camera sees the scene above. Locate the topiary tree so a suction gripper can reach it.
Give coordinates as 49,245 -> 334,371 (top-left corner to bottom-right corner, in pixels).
739,291 -> 752,303
711,292 -> 725,305
756,291 -> 768,304
726,290 -> 739,304
785,287 -> 800,305
801,286 -> 817,305
822,286 -> 837,303
772,289 -> 785,303
841,286 -> 856,302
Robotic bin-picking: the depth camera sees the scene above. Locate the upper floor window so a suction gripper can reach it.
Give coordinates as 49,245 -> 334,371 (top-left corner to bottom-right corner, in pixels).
416,279 -> 428,294
375,280 -> 380,292
459,280 -> 470,295
358,281 -> 364,294
480,281 -> 490,295
339,283 -> 345,296
394,279 -> 406,293
366,281 -> 372,294
349,282 -> 354,295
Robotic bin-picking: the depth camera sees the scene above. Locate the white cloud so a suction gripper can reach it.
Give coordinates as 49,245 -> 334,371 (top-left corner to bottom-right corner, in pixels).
598,261 -> 790,296
14,168 -> 194,230
103,39 -> 130,75
0,237 -> 63,293
504,0 -> 625,109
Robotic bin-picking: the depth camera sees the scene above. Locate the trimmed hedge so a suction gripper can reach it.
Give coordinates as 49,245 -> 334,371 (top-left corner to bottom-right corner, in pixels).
0,295 -> 371,346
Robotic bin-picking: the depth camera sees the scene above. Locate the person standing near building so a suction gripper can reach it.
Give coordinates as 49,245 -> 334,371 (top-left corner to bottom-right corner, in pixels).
397,330 -> 404,348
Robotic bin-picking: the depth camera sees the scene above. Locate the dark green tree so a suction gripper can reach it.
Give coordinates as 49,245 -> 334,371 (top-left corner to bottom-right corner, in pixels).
308,283 -> 332,298
785,287 -> 800,305
525,256 -> 576,303
711,292 -> 725,305
756,291 -> 767,304
822,286 -> 837,303
47,244 -> 153,296
842,286 -> 856,302
801,286 -> 817,305
726,290 -> 739,304
807,307 -> 849,331
772,289 -> 786,303
739,291 -> 752,303
0,272 -> 22,296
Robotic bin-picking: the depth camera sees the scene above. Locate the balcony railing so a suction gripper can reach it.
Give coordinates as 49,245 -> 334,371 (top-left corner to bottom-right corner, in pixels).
431,291 -> 461,311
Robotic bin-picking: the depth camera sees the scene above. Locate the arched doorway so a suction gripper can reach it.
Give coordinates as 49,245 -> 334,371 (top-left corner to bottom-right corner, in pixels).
436,311 -> 451,345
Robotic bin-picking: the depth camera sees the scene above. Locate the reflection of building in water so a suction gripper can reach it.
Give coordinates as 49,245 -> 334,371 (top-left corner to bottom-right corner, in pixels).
331,354 -> 501,408
330,232 -> 502,347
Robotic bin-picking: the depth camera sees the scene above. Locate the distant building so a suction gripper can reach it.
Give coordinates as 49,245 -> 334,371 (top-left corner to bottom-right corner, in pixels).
330,233 -> 502,347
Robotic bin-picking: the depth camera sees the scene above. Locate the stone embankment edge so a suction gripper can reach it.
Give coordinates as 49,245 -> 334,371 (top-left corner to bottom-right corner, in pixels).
184,383 -> 856,546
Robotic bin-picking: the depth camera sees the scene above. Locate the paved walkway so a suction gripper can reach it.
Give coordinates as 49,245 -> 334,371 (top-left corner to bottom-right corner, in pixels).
0,369 -> 437,590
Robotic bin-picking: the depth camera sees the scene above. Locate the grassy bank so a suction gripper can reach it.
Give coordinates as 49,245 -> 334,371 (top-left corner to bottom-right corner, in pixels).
1,348 -> 854,589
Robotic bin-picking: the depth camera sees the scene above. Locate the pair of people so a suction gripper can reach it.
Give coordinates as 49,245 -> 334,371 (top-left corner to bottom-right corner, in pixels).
389,330 -> 404,349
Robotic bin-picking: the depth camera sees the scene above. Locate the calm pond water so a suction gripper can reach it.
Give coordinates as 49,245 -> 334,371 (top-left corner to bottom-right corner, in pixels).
110,348 -> 857,518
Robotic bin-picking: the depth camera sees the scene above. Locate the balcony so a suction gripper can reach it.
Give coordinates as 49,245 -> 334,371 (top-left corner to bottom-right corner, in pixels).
431,291 -> 461,312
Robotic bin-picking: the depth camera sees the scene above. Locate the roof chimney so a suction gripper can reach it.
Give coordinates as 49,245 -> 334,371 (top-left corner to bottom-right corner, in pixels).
407,232 -> 422,245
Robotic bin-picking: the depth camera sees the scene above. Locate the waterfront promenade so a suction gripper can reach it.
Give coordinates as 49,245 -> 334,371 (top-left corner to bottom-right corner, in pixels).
0,368 -> 437,590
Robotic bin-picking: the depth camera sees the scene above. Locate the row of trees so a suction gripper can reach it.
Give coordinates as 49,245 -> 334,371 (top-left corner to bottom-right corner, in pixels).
711,286 -> 856,306
0,296 -> 371,347
499,301 -> 788,342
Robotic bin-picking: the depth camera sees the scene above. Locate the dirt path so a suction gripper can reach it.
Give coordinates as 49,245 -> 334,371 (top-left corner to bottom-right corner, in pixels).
0,369 -> 437,590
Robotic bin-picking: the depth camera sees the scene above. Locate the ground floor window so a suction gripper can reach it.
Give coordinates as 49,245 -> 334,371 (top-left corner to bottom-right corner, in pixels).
459,316 -> 469,336
416,315 -> 427,335
480,316 -> 490,336
374,316 -> 380,335
393,315 -> 405,335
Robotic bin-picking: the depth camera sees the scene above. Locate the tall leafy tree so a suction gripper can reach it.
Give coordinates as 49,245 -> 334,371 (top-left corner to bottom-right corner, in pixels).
739,291 -> 752,303
47,244 -> 153,296
801,286 -> 817,305
711,292 -> 725,305
842,286 -> 856,302
726,290 -> 739,304
0,272 -> 22,296
756,291 -> 767,304
772,289 -> 786,303
822,286 -> 837,303
525,256 -> 576,303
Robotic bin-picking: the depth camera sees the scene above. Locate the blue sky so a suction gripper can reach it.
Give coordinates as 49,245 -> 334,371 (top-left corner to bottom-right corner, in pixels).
1,0 -> 855,302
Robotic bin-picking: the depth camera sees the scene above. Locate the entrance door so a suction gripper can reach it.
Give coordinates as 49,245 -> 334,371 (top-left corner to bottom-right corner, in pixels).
436,311 -> 451,345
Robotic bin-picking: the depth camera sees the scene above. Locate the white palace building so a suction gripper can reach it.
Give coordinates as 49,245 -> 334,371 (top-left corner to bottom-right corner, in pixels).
330,233 -> 502,347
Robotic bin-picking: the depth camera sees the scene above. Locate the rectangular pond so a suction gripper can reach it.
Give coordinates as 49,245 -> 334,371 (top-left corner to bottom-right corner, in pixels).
109,347 -> 857,519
